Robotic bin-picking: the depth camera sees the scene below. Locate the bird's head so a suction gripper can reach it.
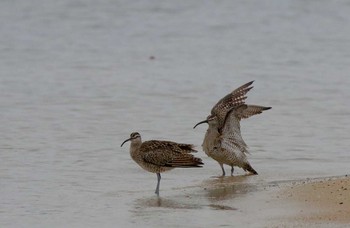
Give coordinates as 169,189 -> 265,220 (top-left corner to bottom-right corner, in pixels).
121,132 -> 141,147
193,114 -> 218,129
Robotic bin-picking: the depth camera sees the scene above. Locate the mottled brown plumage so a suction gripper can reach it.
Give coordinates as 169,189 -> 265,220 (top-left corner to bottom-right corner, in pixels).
121,132 -> 203,195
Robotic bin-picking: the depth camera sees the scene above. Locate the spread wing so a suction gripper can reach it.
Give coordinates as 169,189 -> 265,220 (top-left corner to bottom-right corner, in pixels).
220,104 -> 271,154
220,108 -> 249,154
235,105 -> 271,119
210,81 -> 254,129
140,140 -> 202,167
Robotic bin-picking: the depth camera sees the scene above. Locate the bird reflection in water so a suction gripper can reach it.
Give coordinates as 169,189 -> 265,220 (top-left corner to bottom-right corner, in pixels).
202,175 -> 258,201
135,196 -> 202,209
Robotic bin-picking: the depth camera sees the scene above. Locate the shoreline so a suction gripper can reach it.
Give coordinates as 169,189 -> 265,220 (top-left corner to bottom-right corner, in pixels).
277,175 -> 350,225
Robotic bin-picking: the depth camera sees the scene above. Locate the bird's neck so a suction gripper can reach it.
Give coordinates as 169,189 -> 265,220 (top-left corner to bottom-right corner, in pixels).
203,126 -> 220,152
129,140 -> 142,161
207,125 -> 220,136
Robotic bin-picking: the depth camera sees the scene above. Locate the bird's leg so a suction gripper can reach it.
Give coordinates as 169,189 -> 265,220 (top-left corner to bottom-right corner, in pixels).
219,163 -> 225,176
231,166 -> 234,176
155,173 -> 161,196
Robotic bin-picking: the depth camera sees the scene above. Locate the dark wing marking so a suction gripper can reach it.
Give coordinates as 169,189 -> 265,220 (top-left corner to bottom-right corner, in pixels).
211,81 -> 254,115
210,81 -> 254,129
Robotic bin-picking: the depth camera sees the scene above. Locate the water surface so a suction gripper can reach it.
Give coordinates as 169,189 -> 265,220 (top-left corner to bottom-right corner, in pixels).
1,0 -> 350,227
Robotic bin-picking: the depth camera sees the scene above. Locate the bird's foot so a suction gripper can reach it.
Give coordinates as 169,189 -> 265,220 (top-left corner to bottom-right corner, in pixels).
155,191 -> 160,196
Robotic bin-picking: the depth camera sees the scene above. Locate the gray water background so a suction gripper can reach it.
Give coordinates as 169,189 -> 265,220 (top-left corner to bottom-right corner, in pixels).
1,0 -> 350,227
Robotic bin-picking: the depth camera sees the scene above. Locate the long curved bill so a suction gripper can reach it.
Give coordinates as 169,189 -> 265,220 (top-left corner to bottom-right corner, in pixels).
193,120 -> 208,129
121,137 -> 132,147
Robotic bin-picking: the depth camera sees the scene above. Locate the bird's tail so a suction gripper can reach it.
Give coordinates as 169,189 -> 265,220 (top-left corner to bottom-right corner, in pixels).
243,163 -> 258,175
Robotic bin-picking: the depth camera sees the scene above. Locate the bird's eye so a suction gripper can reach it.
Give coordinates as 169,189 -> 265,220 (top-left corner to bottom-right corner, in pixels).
131,133 -> 139,138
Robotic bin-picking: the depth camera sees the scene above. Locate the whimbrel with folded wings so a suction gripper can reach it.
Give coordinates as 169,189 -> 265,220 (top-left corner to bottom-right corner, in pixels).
121,132 -> 203,195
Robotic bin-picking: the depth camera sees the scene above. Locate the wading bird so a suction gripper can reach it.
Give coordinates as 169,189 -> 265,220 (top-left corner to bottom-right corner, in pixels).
194,81 -> 271,176
121,132 -> 203,195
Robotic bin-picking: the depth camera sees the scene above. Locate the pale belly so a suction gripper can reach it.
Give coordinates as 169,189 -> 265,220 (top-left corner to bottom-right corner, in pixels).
202,128 -> 248,168
204,145 -> 247,168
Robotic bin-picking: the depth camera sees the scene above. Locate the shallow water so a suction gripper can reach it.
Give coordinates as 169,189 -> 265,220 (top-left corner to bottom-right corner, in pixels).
1,0 -> 350,227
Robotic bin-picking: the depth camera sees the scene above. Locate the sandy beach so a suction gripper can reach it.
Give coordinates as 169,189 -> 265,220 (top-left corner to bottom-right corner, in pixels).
266,175 -> 350,227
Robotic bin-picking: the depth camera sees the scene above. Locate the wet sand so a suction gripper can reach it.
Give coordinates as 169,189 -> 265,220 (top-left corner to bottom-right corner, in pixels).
188,174 -> 350,227
279,175 -> 350,225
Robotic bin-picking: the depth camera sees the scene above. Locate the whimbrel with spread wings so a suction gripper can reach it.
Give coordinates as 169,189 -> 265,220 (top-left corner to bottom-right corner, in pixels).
194,81 -> 270,176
